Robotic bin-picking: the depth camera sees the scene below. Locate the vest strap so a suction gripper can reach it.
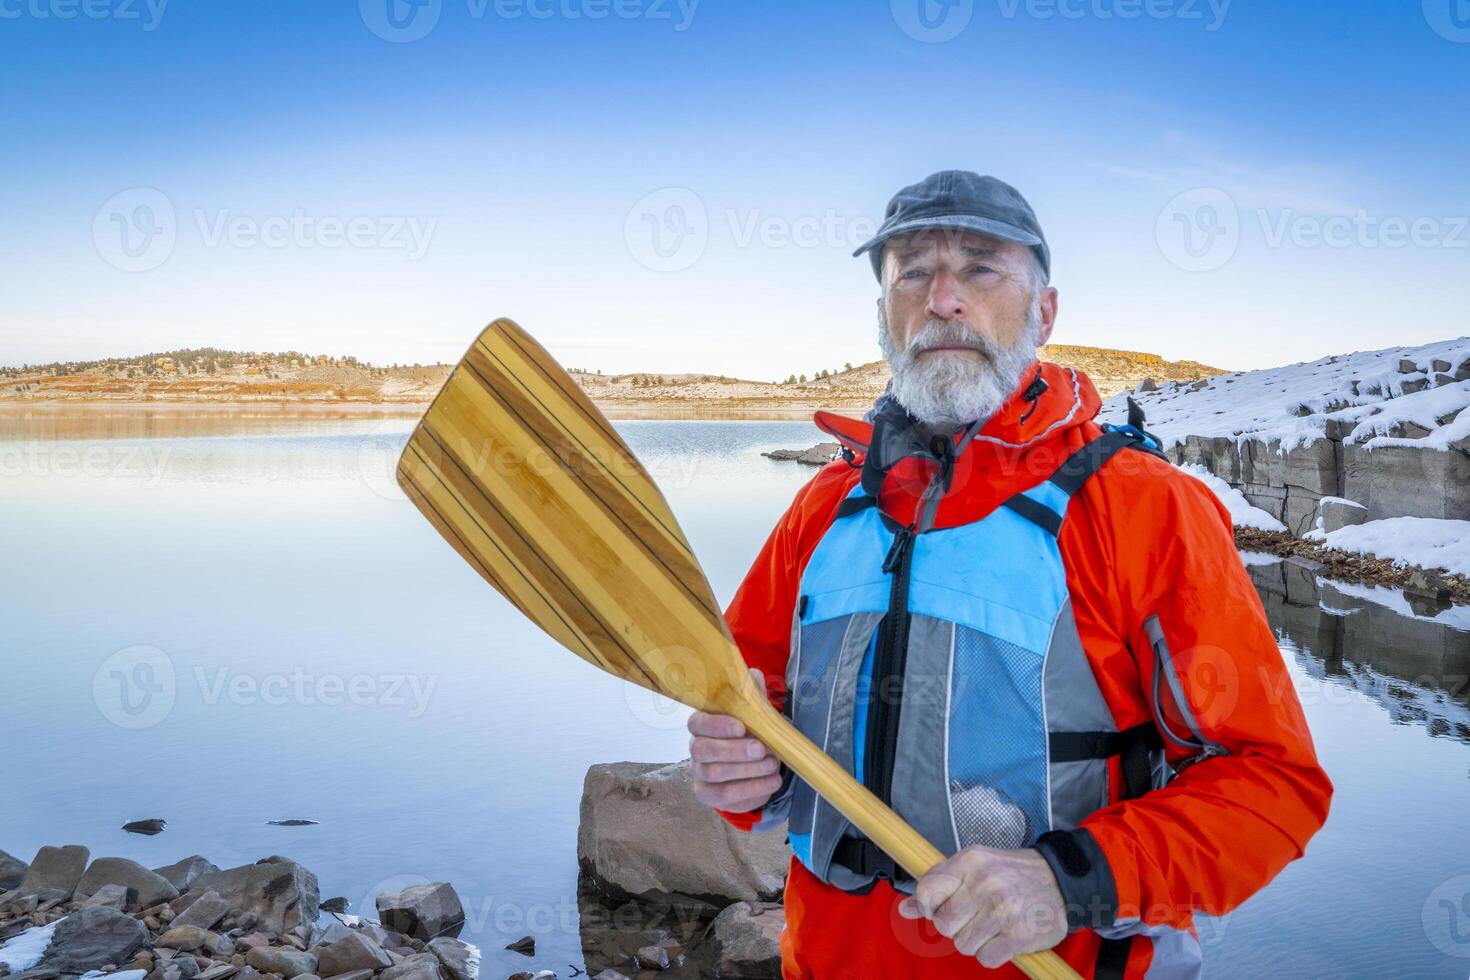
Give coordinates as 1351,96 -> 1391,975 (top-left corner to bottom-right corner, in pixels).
1049,429 -> 1151,497
1001,493 -> 1063,536
831,836 -> 909,892
1049,723 -> 1163,800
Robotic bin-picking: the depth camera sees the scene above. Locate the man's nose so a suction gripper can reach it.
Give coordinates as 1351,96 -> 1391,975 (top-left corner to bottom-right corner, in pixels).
926,268 -> 968,322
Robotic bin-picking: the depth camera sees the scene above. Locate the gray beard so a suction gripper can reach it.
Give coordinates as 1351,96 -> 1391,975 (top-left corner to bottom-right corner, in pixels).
877,303 -> 1043,427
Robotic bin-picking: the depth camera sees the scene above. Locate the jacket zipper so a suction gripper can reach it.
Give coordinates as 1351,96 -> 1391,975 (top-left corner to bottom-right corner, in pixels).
863,524 -> 915,809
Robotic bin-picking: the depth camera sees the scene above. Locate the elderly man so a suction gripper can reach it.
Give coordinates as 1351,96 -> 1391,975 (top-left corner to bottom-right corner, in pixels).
687,171 -> 1332,978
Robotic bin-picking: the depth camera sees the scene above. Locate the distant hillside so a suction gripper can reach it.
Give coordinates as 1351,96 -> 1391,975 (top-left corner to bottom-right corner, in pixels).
0,343 -> 1223,408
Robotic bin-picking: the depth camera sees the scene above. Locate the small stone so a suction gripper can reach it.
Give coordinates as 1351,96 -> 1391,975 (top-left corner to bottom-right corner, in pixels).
230,956 -> 246,968
425,938 -> 477,980
195,964 -> 240,980
590,971 -> 631,980
1135,377 -> 1158,393
234,933 -> 273,951
1432,358 -> 1452,373
318,898 -> 349,914
156,926 -> 219,952
318,971 -> 373,980
1398,358 -> 1419,373
145,915 -> 163,931
314,932 -> 392,976
81,883 -> 132,910
634,945 -> 669,970
160,907 -> 176,922
244,946 -> 318,979
1431,372 -> 1456,387
504,936 -> 534,956
1401,376 -> 1429,394
172,891 -> 231,932
122,819 -> 168,836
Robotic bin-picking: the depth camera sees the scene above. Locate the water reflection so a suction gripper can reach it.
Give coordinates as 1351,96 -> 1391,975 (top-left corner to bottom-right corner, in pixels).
1247,556 -> 1470,744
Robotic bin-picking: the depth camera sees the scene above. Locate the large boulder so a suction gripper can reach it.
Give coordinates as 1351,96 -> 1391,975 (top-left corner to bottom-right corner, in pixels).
16,845 -> 90,901
185,857 -> 319,935
36,906 -> 149,973
0,850 -> 27,891
375,883 -> 464,940
698,902 -> 784,979
578,761 -> 789,909
76,857 -> 180,910
1343,443 -> 1470,522
153,856 -> 219,892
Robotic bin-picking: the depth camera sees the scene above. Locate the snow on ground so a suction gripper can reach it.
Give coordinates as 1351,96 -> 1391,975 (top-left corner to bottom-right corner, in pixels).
1178,463 -> 1286,531
1305,515 -> 1470,578
1099,337 -> 1470,453
78,971 -> 147,980
0,919 -> 59,971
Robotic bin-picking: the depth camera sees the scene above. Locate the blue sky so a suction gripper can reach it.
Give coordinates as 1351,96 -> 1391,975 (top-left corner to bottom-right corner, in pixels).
2,0 -> 1467,378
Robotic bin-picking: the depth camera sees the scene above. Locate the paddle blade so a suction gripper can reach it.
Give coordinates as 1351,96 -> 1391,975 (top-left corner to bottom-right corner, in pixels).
395,318 -> 748,712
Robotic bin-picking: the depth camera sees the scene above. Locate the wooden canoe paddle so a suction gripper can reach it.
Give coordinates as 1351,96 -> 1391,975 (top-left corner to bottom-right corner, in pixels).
396,318 -> 1082,980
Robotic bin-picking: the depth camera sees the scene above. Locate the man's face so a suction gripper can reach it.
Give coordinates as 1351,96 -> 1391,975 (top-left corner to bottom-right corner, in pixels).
877,229 -> 1059,426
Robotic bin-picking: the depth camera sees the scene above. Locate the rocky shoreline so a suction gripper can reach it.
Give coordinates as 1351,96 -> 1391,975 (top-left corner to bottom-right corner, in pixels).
0,850 -> 485,980
1,768 -> 789,980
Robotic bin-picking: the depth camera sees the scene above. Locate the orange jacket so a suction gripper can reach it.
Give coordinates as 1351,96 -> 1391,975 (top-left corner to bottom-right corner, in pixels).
718,362 -> 1332,978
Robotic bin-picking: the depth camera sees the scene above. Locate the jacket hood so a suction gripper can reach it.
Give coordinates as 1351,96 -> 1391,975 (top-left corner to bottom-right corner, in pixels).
813,360 -> 1104,528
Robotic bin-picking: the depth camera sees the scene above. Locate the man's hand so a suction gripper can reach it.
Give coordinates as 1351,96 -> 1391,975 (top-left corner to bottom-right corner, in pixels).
687,667 -> 783,813
898,844 -> 1069,968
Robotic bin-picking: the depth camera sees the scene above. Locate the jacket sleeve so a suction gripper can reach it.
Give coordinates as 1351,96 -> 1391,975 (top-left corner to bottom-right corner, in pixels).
714,467 -> 843,832
1042,462 -> 1333,933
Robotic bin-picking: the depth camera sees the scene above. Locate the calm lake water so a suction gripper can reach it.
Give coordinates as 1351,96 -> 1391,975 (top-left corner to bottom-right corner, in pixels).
2,415 -> 1468,978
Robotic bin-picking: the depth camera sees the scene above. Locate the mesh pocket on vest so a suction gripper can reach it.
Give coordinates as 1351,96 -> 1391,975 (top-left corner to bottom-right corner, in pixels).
948,626 -> 1050,849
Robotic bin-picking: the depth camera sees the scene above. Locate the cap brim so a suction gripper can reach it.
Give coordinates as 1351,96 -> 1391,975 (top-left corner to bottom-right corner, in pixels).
851,214 -> 1043,258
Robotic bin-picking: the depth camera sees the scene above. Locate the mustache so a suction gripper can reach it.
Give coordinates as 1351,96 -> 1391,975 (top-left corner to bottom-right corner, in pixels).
903,321 -> 1000,359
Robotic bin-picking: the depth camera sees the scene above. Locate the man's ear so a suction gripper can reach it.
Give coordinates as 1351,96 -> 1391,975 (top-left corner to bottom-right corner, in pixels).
1036,287 -> 1059,346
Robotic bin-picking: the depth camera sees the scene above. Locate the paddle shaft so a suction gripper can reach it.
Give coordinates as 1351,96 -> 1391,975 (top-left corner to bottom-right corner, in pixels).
721,683 -> 1083,980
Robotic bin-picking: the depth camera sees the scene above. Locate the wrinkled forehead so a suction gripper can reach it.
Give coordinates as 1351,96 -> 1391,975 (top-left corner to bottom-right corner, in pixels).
883,228 -> 1025,265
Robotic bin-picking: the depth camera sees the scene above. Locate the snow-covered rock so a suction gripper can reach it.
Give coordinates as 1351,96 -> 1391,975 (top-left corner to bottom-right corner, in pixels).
1102,338 -> 1470,534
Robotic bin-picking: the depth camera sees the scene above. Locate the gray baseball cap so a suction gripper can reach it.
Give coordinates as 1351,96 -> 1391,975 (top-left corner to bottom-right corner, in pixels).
853,170 -> 1050,282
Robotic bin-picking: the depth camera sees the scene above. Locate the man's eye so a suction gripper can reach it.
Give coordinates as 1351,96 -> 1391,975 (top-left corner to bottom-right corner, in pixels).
968,265 -> 995,276
901,268 -> 927,280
